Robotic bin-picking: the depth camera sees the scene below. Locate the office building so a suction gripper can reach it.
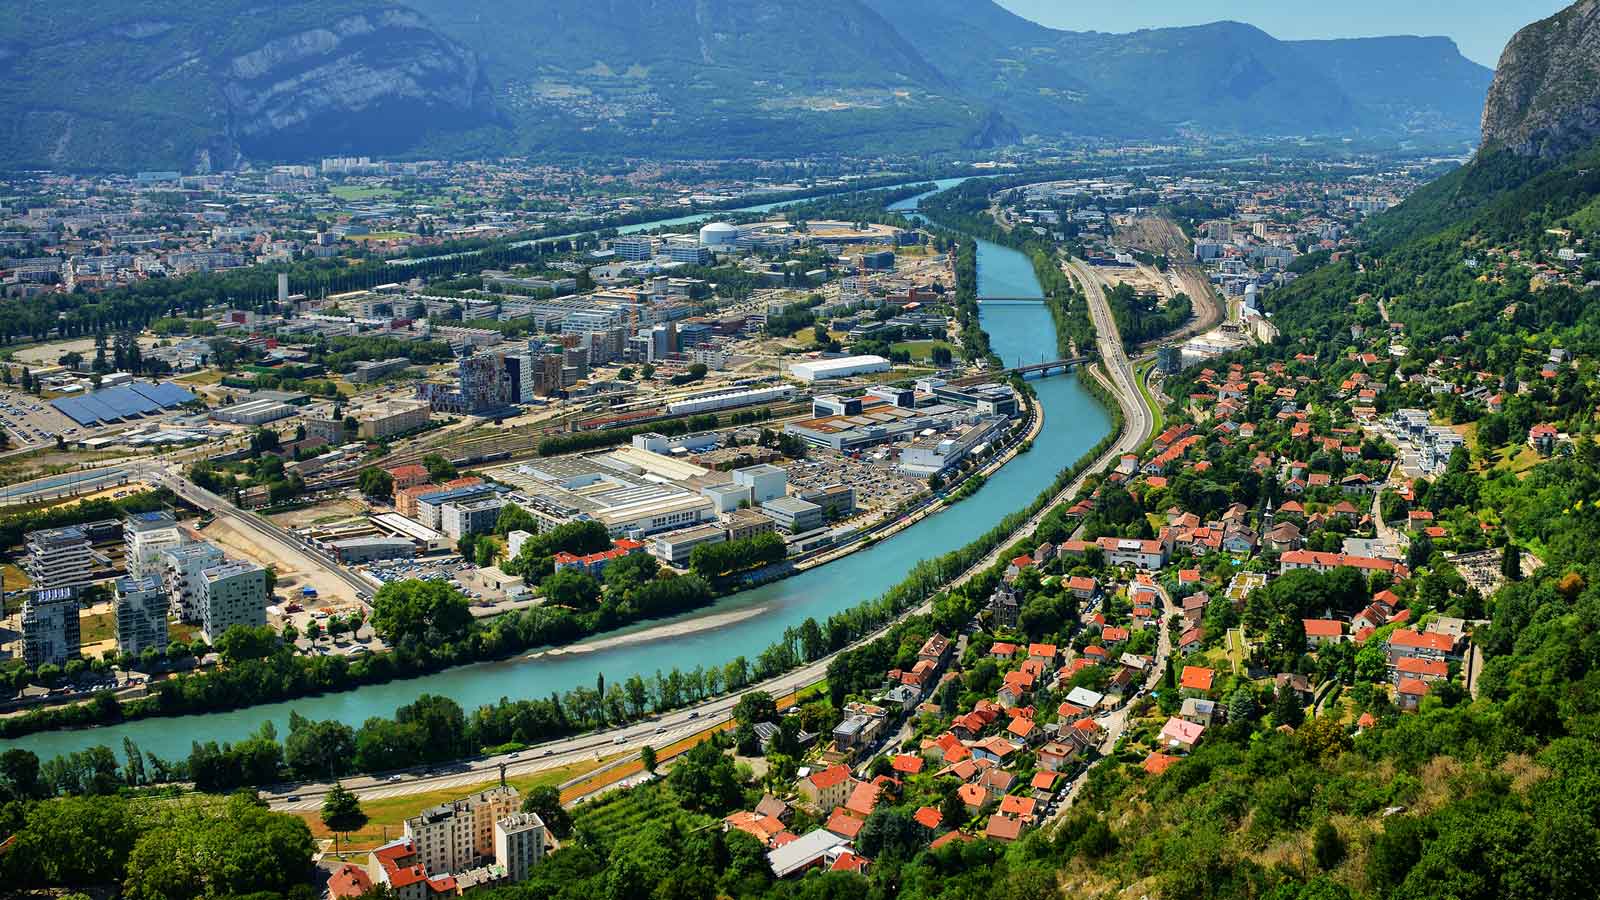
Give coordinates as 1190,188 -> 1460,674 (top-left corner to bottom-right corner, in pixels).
799,484 -> 855,519
732,464 -> 787,504
663,239 -> 711,265
761,496 -> 825,533
114,576 -> 169,657
24,526 -> 95,589
161,541 -> 225,622
200,560 -> 269,643
124,511 -> 182,580
650,524 -> 728,567
440,496 -> 505,540
493,813 -> 547,883
610,236 -> 655,261
724,508 -> 777,542
404,784 -> 520,877
21,588 -> 80,667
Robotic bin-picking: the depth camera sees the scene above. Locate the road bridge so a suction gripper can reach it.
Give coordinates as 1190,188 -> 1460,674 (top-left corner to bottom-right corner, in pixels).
1006,357 -> 1091,378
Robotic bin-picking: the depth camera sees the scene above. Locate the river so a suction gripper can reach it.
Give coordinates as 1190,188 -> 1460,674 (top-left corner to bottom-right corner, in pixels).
11,184 -> 1111,764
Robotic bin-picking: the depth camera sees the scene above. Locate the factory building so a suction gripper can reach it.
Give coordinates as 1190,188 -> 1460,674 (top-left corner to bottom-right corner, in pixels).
789,355 -> 891,383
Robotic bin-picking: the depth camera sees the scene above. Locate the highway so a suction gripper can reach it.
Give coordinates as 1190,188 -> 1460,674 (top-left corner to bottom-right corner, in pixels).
260,262 -> 1165,814
1066,256 -> 1156,453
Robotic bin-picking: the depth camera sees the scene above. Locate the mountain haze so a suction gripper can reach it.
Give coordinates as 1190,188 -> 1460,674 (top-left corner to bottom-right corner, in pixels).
0,0 -> 1497,169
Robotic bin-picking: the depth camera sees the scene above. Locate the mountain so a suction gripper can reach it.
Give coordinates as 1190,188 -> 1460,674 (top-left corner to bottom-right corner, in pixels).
1481,0 -> 1600,158
1288,36 -> 1495,136
0,1 -> 494,171
0,0 -> 1497,169
397,0 -> 1004,159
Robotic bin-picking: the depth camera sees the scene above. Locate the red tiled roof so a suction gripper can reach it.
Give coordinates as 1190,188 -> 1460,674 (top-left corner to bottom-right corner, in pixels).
998,795 -> 1036,818
929,830 -> 972,850
827,807 -> 865,839
1030,771 -> 1058,791
1388,628 -> 1455,653
830,850 -> 869,873
1396,657 -> 1449,678
891,754 -> 924,775
1143,752 -> 1179,775
1180,665 -> 1215,691
914,806 -> 943,830
1397,677 -> 1431,697
1302,618 -> 1344,638
985,814 -> 1023,841
808,764 -> 854,790
328,864 -> 373,899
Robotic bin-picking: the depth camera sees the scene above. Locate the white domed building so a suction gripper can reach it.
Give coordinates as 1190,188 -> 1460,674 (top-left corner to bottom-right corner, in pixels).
698,222 -> 741,249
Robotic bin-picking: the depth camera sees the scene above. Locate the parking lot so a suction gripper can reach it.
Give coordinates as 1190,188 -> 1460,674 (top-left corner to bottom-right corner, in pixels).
784,451 -> 928,514
0,388 -> 77,450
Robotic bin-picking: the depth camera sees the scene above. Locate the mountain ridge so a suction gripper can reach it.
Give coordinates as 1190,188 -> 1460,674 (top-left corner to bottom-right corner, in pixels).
1481,0 -> 1600,158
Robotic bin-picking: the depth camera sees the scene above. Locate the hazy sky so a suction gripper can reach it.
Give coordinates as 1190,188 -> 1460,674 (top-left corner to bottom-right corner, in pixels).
995,1 -> 1571,67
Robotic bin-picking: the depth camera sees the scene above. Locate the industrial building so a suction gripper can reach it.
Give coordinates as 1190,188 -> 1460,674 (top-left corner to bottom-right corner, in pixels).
650,524 -> 728,567
21,588 -> 81,667
788,355 -> 891,383
50,380 -> 197,427
761,496 -> 825,533
328,536 -> 418,564
114,576 -> 169,657
665,385 -> 793,416
25,526 -> 96,589
487,457 -> 715,538
211,398 -> 296,426
732,464 -> 788,504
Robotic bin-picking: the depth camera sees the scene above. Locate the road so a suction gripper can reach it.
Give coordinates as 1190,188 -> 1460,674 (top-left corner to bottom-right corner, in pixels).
262,259 -> 1167,814
1066,256 -> 1155,453
1047,582 -> 1180,826
129,460 -> 377,602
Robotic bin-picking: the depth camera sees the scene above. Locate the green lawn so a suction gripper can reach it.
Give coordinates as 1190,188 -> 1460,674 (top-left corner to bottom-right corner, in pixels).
1137,358 -> 1166,435
892,339 -> 957,363
328,186 -> 398,201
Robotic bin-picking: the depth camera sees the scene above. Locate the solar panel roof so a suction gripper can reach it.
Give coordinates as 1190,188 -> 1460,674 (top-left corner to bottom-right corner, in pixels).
50,380 -> 199,426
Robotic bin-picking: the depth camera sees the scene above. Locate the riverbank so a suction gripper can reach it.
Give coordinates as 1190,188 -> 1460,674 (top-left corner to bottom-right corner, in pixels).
9,183 -> 1115,767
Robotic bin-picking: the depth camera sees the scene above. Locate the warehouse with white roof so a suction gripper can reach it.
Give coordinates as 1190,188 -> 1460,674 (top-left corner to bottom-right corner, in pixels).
788,355 -> 890,383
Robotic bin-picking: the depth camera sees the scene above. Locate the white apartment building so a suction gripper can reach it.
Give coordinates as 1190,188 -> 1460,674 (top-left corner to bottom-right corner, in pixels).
114,575 -> 169,657
124,511 -> 182,580
403,785 -> 520,877
24,526 -> 95,589
199,560 -> 269,642
161,541 -> 225,622
493,813 -> 547,883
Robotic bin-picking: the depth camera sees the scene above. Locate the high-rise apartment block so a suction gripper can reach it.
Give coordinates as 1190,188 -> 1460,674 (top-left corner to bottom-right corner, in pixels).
403,784 -> 519,877
124,511 -> 182,580
161,541 -> 225,622
114,575 -> 169,657
199,560 -> 269,643
24,526 -> 95,589
21,588 -> 81,667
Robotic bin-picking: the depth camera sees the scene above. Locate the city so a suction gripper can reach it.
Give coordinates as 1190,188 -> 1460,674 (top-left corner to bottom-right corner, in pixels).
1,2 -> 1597,899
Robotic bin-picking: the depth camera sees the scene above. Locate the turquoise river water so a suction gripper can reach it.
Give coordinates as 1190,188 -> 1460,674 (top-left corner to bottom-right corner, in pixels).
10,183 -> 1111,763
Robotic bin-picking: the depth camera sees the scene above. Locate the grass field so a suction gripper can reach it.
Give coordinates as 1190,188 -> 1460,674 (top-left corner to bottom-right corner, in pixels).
573,779 -> 715,846
1,563 -> 29,592
347,231 -> 414,241
891,339 -> 957,363
307,759 -> 603,853
175,370 -> 224,385
1137,358 -> 1166,436
328,186 -> 398,201
79,609 -> 115,645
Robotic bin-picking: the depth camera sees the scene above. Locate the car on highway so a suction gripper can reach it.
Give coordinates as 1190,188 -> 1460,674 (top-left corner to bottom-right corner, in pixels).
285,794 -> 301,802
612,735 -> 628,744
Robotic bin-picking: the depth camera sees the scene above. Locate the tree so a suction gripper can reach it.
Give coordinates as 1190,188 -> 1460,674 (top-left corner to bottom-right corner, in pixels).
668,742 -> 743,814
215,624 -> 278,665
732,691 -> 778,727
1501,543 -> 1522,581
857,807 -> 924,860
369,580 -> 472,647
521,784 -> 572,838
321,783 -> 368,857
1355,646 -> 1388,683
1314,821 -> 1346,869
603,551 -> 659,597
1273,687 -> 1305,728
1226,687 -> 1257,724
540,569 -> 602,609
358,467 -> 395,500
640,744 -> 658,774
422,453 -> 457,482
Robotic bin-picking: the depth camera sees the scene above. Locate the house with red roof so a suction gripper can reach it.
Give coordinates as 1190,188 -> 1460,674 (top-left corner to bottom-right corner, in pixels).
913,807 -> 943,830
843,781 -> 880,819
328,864 -> 374,899
1396,678 -> 1431,711
985,814 -> 1024,843
1179,665 -> 1215,695
890,754 -> 924,776
1279,549 -> 1408,578
1394,656 -> 1450,683
998,794 -> 1038,824
1158,716 -> 1206,752
798,764 -> 856,810
830,850 -> 870,874
825,807 -> 865,840
1385,628 -> 1461,665
957,782 -> 989,813
1142,752 -> 1180,776
1302,618 -> 1345,647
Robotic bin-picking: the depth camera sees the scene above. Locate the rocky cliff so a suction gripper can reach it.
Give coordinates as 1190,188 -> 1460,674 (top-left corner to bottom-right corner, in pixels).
0,2 -> 493,170
1481,0 -> 1600,157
